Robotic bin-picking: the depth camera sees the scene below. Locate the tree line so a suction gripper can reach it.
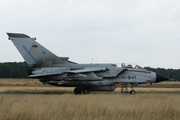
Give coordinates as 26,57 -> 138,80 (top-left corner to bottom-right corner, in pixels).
145,67 -> 180,81
0,62 -> 179,81
0,62 -> 28,78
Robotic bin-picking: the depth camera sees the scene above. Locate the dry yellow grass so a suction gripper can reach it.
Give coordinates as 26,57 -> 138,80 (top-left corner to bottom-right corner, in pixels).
0,86 -> 73,94
0,78 -> 42,86
0,94 -> 180,120
0,79 -> 180,120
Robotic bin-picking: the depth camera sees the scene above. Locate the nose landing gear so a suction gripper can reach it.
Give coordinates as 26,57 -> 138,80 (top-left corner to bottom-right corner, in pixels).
130,83 -> 136,95
121,83 -> 136,95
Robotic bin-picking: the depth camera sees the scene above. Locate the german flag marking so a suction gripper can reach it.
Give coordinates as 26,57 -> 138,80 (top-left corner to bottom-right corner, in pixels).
32,45 -> 38,49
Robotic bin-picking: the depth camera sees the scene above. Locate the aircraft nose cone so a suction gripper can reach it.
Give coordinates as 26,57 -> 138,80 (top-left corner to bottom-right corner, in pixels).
156,73 -> 169,82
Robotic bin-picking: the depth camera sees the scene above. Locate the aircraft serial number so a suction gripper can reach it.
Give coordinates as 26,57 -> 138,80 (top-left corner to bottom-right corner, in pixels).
121,75 -> 136,80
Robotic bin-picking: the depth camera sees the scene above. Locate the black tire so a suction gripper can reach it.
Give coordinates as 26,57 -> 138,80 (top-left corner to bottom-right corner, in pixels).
74,89 -> 81,94
82,88 -> 90,94
130,90 -> 136,95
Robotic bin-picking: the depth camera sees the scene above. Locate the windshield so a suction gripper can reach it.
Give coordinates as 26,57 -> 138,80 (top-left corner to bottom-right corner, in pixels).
121,63 -> 145,70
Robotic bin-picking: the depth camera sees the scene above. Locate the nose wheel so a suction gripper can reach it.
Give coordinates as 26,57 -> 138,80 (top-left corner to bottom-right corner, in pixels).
130,83 -> 136,95
130,90 -> 136,94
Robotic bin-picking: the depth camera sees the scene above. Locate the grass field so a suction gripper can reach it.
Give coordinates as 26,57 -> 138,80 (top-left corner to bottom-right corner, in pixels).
0,79 -> 180,120
0,94 -> 180,120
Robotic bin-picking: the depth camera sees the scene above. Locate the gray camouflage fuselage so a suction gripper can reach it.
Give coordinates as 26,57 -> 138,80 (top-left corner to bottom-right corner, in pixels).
7,33 -> 168,94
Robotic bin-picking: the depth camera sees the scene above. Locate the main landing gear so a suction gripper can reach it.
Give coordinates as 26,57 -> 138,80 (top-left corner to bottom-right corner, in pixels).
74,87 -> 90,95
121,83 -> 136,95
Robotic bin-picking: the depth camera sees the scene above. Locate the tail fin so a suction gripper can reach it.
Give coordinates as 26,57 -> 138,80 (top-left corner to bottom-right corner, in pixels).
7,33 -> 72,67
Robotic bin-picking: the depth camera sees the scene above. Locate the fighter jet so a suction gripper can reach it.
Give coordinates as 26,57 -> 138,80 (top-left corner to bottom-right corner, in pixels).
7,33 -> 168,94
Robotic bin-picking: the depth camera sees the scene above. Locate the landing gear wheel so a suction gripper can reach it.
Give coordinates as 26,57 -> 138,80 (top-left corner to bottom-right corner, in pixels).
130,90 -> 136,95
82,88 -> 90,94
74,89 -> 81,94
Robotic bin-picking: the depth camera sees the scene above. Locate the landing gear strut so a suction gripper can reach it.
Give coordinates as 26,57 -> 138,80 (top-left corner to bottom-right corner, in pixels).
121,83 -> 129,93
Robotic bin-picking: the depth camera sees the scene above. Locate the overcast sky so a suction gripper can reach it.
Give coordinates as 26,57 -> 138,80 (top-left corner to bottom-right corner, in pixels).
0,0 -> 180,69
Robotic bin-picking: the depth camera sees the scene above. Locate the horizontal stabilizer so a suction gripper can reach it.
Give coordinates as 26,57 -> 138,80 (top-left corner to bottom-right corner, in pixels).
29,72 -> 63,78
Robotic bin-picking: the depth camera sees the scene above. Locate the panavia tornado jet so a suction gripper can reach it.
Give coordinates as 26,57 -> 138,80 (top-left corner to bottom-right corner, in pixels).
7,33 -> 169,94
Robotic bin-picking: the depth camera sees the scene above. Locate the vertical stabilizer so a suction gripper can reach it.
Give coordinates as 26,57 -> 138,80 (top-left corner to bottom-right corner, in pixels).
7,33 -> 59,67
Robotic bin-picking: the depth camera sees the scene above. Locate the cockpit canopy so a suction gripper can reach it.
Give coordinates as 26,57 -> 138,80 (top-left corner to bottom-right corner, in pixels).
120,63 -> 145,70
